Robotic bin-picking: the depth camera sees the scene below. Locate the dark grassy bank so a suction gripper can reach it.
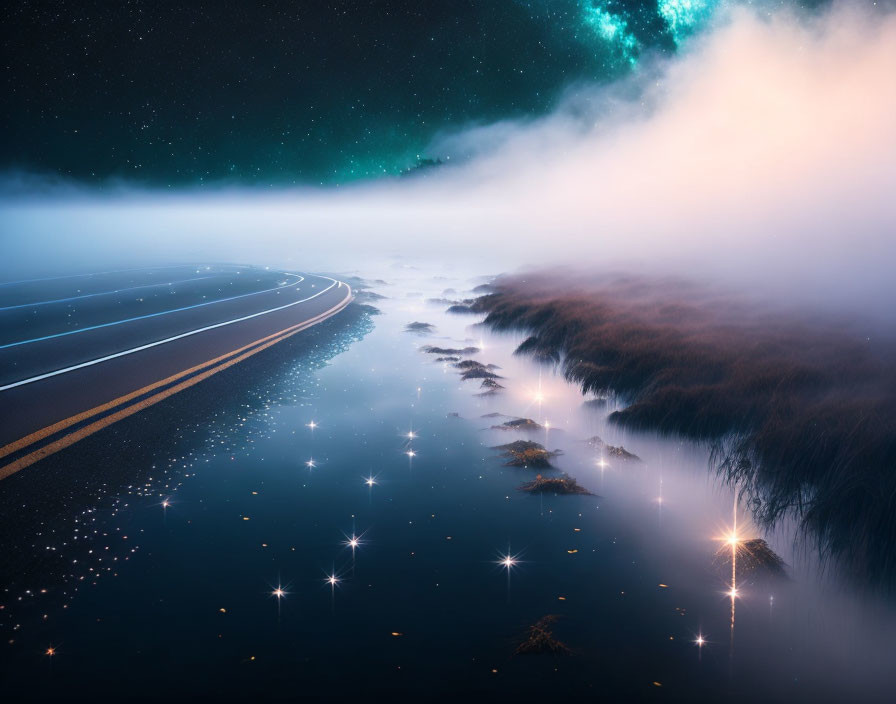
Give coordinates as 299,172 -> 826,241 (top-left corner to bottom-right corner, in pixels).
475,272 -> 896,588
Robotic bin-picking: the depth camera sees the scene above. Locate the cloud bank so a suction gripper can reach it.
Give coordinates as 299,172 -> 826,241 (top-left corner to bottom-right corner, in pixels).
2,3 -> 895,313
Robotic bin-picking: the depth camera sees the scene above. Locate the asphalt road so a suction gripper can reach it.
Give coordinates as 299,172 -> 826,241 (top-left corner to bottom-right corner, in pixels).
0,265 -> 352,479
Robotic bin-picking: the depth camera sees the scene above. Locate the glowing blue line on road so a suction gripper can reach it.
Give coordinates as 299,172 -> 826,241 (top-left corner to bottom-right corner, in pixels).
0,278 -> 348,391
0,275 -> 219,311
0,274 -> 304,350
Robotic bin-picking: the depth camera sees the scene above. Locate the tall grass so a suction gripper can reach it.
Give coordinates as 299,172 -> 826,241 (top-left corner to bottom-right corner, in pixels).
476,272 -> 896,588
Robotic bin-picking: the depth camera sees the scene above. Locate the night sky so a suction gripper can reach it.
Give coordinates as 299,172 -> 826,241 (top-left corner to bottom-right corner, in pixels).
3,1 -> 810,186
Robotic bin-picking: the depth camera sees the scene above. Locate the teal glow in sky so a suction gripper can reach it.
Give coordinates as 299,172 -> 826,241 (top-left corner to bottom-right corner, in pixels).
659,0 -> 720,44
580,2 -> 640,66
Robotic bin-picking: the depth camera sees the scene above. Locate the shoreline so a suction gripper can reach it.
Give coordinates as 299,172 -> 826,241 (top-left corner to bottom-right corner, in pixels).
469,271 -> 896,590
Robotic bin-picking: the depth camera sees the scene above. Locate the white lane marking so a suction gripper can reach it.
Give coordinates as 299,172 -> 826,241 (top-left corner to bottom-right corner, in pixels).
0,275 -> 220,311
0,276 -> 347,392
0,263 -> 212,288
0,273 -> 305,349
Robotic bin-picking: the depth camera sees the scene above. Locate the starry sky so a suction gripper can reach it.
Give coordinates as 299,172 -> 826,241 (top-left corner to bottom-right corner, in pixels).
3,1 -> 819,186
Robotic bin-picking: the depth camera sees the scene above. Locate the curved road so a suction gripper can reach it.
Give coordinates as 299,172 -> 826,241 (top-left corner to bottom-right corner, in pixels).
0,266 -> 352,480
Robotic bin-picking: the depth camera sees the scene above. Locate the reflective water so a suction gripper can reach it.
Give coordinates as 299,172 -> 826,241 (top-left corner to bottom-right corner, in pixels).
1,268 -> 894,702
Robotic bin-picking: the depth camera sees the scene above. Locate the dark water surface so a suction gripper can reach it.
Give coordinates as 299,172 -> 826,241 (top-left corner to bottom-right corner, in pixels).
1,270 -> 894,702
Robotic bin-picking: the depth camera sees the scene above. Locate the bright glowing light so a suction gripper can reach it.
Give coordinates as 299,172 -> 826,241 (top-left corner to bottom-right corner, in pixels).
45,647 -> 56,656
498,553 -> 518,570
161,499 -> 170,508
326,574 -> 339,586
533,392 -> 544,403
306,458 -> 316,468
406,431 -> 416,439
364,475 -> 377,487
728,587 -> 739,599
695,635 -> 706,647
715,528 -> 744,551
596,458 -> 609,469
406,449 -> 416,458
306,420 -> 317,429
343,533 -> 363,552
272,587 -> 285,599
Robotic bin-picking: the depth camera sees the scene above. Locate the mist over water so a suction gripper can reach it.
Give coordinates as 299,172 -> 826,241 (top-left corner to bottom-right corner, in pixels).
3,3 -> 895,319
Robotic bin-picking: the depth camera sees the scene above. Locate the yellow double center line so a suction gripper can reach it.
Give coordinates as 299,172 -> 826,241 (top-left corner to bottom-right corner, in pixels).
0,288 -> 352,481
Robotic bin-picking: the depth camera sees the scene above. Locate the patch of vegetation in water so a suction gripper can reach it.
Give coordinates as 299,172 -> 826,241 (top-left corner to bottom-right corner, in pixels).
519,474 -> 593,496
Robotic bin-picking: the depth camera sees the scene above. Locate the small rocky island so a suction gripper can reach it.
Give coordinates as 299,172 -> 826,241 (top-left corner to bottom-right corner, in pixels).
492,418 -> 543,432
421,345 -> 480,355
493,440 -> 560,468
479,378 -> 505,392
714,538 -> 787,579
514,615 -> 571,656
405,321 -> 436,334
586,435 -> 641,461
519,474 -> 593,495
457,361 -> 502,381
